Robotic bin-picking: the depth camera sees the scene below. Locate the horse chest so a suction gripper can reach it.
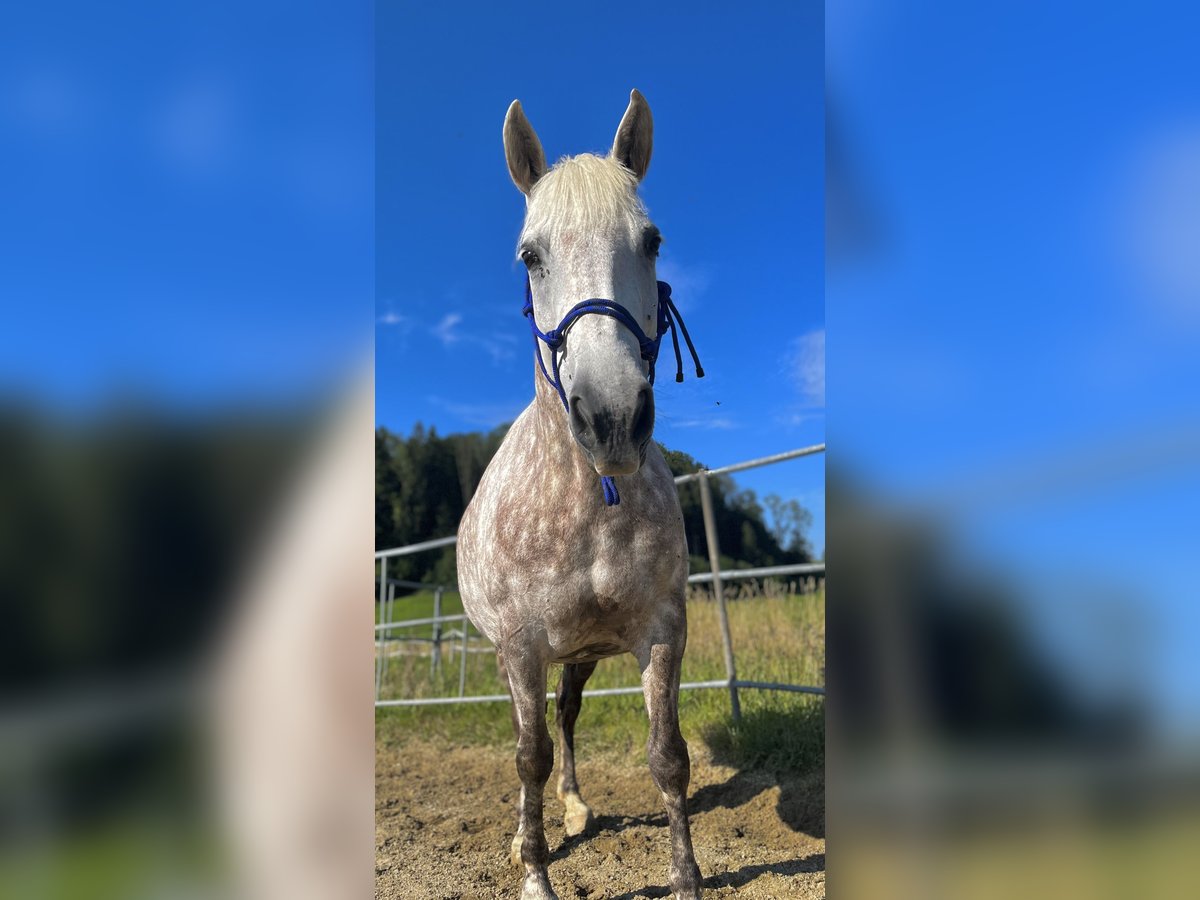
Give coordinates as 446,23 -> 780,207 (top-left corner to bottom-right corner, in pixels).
587,542 -> 663,601
458,412 -> 687,652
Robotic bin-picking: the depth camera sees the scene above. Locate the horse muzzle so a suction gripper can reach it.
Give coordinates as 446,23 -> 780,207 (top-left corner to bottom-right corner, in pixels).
568,380 -> 655,476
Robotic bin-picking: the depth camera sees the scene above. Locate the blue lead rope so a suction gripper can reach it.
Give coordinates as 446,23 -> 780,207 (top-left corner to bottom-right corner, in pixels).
523,276 -> 704,506
600,475 -> 620,506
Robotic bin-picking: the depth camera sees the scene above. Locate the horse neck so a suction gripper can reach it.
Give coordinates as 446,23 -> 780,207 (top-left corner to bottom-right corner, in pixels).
530,365 -> 596,489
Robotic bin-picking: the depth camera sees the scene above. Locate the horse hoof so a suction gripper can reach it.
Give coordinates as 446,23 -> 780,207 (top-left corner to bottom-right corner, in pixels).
510,832 -> 524,867
563,805 -> 593,837
520,871 -> 559,900
561,792 -> 594,837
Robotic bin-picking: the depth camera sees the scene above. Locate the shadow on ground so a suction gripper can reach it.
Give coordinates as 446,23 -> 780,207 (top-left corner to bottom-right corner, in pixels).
607,853 -> 826,899
551,811 -> 667,861
551,701 -> 825,896
375,702 -> 825,899
694,700 -> 825,838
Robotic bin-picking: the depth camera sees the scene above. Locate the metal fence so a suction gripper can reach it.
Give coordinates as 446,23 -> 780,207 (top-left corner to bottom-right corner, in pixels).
375,444 -> 826,719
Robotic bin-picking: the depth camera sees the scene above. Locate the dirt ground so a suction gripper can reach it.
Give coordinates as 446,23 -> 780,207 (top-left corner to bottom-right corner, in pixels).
376,739 -> 824,899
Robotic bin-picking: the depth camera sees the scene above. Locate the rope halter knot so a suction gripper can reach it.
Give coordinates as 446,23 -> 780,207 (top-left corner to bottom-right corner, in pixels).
522,276 -> 705,506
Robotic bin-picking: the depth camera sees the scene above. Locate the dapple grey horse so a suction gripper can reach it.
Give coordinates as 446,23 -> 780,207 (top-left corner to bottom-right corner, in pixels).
458,90 -> 704,900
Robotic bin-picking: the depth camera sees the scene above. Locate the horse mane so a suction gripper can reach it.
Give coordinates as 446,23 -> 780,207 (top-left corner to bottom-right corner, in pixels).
519,154 -> 648,248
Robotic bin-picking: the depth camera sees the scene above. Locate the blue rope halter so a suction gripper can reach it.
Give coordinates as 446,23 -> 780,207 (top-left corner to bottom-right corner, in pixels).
522,276 -> 704,506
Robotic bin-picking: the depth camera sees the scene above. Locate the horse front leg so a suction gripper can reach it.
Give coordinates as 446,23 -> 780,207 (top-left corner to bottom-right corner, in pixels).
555,661 -> 597,837
497,650 -> 529,868
637,634 -> 703,900
503,645 -> 558,900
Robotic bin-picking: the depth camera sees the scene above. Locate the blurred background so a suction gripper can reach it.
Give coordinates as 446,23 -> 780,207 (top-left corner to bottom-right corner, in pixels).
5,1 -> 1200,898
828,1 -> 1200,898
1,2 -> 373,898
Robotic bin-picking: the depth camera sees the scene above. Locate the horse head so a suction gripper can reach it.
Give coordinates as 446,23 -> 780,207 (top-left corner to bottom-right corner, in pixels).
504,90 -> 662,478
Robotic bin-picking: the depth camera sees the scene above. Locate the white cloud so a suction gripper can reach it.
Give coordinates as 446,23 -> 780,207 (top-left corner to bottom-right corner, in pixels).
155,78 -> 235,175
788,329 -> 825,408
655,257 -> 712,303
777,410 -> 824,427
427,312 -> 517,364
376,311 -> 408,327
428,395 -> 528,428
1121,127 -> 1200,323
478,332 -> 518,364
433,312 -> 463,346
11,67 -> 86,135
669,416 -> 738,430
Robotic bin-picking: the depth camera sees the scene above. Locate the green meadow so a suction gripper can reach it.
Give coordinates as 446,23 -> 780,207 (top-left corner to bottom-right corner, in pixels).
375,586 -> 825,775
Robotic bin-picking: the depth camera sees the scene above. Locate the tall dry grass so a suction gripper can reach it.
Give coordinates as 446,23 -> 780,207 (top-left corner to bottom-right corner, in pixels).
376,585 -> 824,773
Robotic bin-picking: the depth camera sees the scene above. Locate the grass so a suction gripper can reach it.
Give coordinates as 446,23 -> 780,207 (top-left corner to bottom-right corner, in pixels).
376,587 -> 466,626
376,587 -> 824,775
0,814 -> 225,900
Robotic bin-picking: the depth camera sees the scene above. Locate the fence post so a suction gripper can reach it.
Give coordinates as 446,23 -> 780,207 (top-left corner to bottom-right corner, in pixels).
458,616 -> 470,698
431,586 -> 444,678
698,471 -> 741,722
376,557 -> 387,701
382,580 -> 397,687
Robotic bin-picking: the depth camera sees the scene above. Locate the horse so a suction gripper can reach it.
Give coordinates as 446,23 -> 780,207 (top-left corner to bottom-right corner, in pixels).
457,90 -> 705,900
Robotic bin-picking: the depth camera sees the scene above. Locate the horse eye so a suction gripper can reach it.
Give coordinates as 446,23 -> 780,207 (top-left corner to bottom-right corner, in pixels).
521,248 -> 540,269
644,233 -> 662,258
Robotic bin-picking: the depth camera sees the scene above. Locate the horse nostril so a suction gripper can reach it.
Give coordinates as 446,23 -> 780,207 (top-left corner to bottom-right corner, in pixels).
630,386 -> 655,446
569,395 -> 595,446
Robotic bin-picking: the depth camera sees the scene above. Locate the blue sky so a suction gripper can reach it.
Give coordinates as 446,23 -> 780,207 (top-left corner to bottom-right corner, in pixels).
828,1 -> 1200,732
0,3 -> 373,412
376,3 -> 826,553
6,1 -> 1197,731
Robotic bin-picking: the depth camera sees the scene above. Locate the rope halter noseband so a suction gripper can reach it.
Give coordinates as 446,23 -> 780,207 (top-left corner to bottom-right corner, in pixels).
522,275 -> 704,506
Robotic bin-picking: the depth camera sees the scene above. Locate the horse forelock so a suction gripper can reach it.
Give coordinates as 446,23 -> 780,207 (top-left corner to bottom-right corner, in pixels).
519,154 -> 647,248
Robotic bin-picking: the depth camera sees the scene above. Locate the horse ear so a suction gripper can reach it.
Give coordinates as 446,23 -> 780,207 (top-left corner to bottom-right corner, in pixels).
503,100 -> 546,195
611,89 -> 654,181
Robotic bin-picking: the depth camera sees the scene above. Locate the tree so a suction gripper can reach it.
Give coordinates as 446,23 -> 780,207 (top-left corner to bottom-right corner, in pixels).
375,429 -> 401,549
375,426 -> 814,585
764,494 -> 813,557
